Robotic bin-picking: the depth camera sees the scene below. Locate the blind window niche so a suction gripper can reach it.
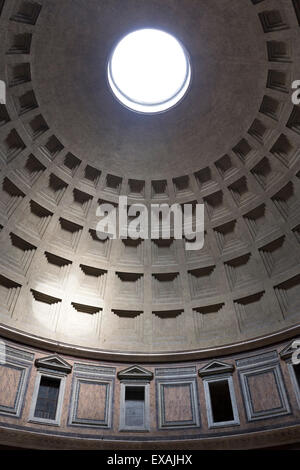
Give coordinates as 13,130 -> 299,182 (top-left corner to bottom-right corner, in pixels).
124,386 -> 145,428
119,381 -> 151,431
204,376 -> 240,428
34,376 -> 60,421
118,365 -> 153,432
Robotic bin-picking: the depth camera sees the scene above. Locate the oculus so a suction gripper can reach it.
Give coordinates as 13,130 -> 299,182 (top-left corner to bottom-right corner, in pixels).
107,29 -> 191,114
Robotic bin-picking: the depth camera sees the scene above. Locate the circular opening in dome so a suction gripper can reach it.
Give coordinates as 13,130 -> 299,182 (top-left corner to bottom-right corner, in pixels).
107,29 -> 191,114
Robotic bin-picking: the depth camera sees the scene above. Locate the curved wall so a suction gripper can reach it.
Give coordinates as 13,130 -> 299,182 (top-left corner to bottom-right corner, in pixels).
0,334 -> 299,450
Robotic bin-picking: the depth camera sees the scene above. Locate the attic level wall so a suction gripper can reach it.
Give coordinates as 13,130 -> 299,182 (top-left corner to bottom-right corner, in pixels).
0,335 -> 299,449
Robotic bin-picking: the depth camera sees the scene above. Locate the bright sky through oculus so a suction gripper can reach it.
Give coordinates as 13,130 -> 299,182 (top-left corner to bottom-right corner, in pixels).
108,29 -> 191,113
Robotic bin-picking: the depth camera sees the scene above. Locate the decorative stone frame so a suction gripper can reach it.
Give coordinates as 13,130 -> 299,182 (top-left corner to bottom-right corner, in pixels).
28,355 -> 72,426
199,361 -> 239,429
0,344 -> 33,418
68,363 -> 115,429
156,377 -> 200,429
237,353 -> 290,422
118,365 -> 153,432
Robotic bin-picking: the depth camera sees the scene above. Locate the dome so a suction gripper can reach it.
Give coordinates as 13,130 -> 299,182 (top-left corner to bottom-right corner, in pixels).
1,0 -> 299,355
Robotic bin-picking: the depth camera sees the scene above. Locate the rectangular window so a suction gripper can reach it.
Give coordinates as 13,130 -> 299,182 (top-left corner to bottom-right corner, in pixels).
34,376 -> 60,421
208,380 -> 234,423
293,364 -> 300,389
290,362 -> 300,409
203,375 -> 239,428
125,386 -> 145,428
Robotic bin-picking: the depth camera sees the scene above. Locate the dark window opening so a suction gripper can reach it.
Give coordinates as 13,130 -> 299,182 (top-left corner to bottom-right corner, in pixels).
293,364 -> 300,389
125,386 -> 145,427
209,380 -> 234,423
34,376 -> 60,420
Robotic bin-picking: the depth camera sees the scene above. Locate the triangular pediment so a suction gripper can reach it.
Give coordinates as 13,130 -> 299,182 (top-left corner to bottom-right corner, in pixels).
35,354 -> 72,374
280,340 -> 300,359
117,365 -> 153,381
199,360 -> 234,377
